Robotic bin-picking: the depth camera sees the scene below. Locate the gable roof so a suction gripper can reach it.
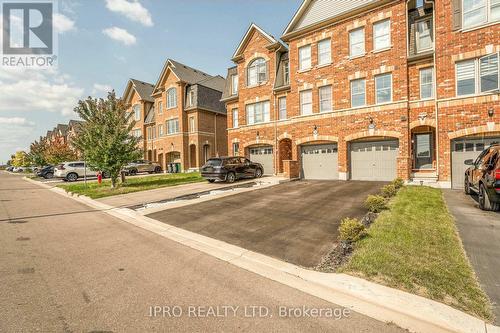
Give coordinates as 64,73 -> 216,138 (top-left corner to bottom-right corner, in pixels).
232,23 -> 278,61
195,75 -> 226,92
56,124 -> 69,136
282,0 -> 381,39
123,78 -> 155,103
221,66 -> 238,102
152,59 -> 212,95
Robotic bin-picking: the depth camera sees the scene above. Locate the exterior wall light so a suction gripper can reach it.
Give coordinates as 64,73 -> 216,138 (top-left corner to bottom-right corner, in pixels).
488,108 -> 494,118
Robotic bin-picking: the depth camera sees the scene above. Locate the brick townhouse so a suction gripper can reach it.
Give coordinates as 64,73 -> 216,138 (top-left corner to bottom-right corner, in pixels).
124,59 -> 227,172
222,0 -> 500,188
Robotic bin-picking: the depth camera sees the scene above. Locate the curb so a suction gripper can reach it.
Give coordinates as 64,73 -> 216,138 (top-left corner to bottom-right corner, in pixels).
22,176 -> 499,333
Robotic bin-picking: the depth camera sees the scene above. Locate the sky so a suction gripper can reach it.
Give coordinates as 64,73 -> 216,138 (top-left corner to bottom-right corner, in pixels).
0,0 -> 302,164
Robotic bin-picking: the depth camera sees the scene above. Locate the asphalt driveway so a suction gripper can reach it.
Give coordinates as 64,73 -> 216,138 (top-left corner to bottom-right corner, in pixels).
148,180 -> 385,267
444,190 -> 500,324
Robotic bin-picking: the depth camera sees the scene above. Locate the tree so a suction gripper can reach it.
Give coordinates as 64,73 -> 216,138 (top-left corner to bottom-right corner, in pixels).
11,151 -> 28,167
72,91 -> 142,188
44,140 -> 78,165
28,139 -> 49,166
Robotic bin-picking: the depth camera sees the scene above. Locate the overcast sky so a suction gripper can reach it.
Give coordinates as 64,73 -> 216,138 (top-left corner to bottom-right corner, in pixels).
0,0 -> 302,164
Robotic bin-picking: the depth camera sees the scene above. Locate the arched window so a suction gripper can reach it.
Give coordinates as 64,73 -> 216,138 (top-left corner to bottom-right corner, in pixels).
167,88 -> 177,108
247,58 -> 267,86
133,104 -> 141,121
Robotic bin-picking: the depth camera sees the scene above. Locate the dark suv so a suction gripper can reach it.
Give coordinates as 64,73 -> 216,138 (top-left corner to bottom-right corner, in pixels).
201,157 -> 264,183
464,144 -> 500,211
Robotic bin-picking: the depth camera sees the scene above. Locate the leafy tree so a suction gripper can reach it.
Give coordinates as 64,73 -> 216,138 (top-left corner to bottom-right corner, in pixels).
28,139 -> 49,166
11,151 -> 28,167
72,91 -> 142,188
44,140 -> 78,165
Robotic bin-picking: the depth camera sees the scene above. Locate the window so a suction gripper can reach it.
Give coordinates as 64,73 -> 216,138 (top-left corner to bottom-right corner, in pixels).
167,88 -> 177,108
318,39 -> 331,66
166,119 -> 179,134
247,58 -> 267,86
278,97 -> 287,120
189,116 -> 195,133
462,0 -> 500,27
351,79 -> 366,107
188,90 -> 195,107
456,54 -> 499,96
231,74 -> 238,95
300,90 -> 313,115
420,67 -> 434,99
375,73 -> 392,104
133,129 -> 141,138
349,28 -> 365,57
319,85 -> 332,112
246,101 -> 270,125
158,101 -> 163,114
284,61 -> 290,85
416,19 -> 433,52
299,45 -> 311,70
232,109 -> 238,128
232,143 -> 240,156
133,104 -> 141,121
373,19 -> 391,51
158,124 -> 164,137
147,126 -> 156,140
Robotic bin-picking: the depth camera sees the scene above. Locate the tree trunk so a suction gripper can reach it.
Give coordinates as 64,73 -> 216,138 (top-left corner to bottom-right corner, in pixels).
111,173 -> 118,189
120,171 -> 126,184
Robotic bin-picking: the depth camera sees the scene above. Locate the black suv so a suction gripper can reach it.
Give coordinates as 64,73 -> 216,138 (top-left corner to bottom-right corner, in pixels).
464,144 -> 500,211
201,157 -> 264,183
36,165 -> 54,179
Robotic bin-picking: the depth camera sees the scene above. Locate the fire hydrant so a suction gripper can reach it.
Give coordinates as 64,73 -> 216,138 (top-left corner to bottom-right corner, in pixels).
97,171 -> 102,184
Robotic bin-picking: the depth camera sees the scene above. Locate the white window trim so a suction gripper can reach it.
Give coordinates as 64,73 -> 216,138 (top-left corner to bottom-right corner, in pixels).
166,118 -> 180,135
455,52 -> 500,97
462,0 -> 500,29
300,89 -> 313,115
318,85 -> 332,113
317,38 -> 332,66
189,116 -> 195,133
373,19 -> 391,52
419,67 -> 435,100
232,109 -> 239,128
133,104 -> 141,121
375,73 -> 393,105
231,74 -> 238,95
247,58 -> 267,87
349,28 -> 365,58
166,88 -> 177,109
245,101 -> 270,125
158,124 -> 164,137
415,18 -> 434,53
350,79 -> 366,107
278,97 -> 287,120
284,61 -> 290,85
298,45 -> 312,71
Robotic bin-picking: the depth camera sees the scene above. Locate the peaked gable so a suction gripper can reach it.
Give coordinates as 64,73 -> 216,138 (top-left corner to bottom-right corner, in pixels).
123,79 -> 154,104
232,23 -> 278,61
152,59 -> 212,95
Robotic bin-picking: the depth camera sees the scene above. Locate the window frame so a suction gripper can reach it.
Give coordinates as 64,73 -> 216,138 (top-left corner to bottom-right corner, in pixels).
373,19 -> 391,51
298,45 -> 312,71
166,118 -> 180,135
245,101 -> 270,125
419,67 -> 435,100
166,88 -> 177,109
189,116 -> 195,133
318,85 -> 332,113
375,73 -> 393,104
317,38 -> 332,66
247,58 -> 267,87
283,61 -> 290,85
479,53 -> 500,93
232,108 -> 239,128
415,18 -> 433,53
462,0 -> 500,28
231,74 -> 238,95
158,124 -> 164,137
455,53 -> 500,96
350,78 -> 366,108
349,27 -> 365,58
278,96 -> 287,120
133,104 -> 141,121
232,142 -> 240,156
300,89 -> 313,115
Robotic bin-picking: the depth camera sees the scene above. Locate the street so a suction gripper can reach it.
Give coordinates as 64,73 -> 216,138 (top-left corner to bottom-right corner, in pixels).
0,172 -> 403,332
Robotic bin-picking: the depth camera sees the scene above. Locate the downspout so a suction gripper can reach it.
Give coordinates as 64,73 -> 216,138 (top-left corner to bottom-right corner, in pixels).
214,113 -> 218,157
274,94 -> 278,175
427,0 -> 439,180
406,0 -> 412,179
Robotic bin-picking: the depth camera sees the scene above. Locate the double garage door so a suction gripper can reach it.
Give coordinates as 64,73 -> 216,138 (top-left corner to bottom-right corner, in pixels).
451,137 -> 500,189
301,140 -> 399,181
249,146 -> 274,175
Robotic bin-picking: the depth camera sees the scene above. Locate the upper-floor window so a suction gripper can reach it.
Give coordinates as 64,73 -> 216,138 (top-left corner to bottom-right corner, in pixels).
189,116 -> 195,133
167,88 -> 177,108
299,45 -> 311,70
300,90 -> 313,115
232,108 -> 238,128
284,61 -> 290,85
133,129 -> 141,138
373,19 -> 391,51
166,118 -> 180,134
188,90 -> 195,107
319,85 -> 332,112
416,19 -> 433,52
463,0 -> 500,28
457,53 -> 499,95
246,101 -> 270,125
231,74 -> 238,95
158,101 -> 163,114
158,124 -> 164,137
278,97 -> 287,120
351,79 -> 366,107
420,67 -> 434,99
349,28 -> 365,58
133,104 -> 141,121
247,58 -> 267,86
318,39 -> 331,66
147,126 -> 156,140
233,142 -> 240,156
375,73 -> 392,104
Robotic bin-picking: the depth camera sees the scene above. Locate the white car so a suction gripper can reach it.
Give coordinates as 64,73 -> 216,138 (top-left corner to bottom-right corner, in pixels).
54,161 -> 103,182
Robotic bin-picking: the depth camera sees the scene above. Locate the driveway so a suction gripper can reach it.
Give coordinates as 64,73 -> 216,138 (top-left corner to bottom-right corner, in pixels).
147,180 -> 385,267
444,190 -> 500,324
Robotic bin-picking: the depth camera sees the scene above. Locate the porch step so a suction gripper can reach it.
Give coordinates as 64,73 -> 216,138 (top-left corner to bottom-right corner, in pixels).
409,171 -> 438,185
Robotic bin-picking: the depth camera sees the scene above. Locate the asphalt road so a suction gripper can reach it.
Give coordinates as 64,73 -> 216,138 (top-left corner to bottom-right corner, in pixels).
0,172 -> 404,333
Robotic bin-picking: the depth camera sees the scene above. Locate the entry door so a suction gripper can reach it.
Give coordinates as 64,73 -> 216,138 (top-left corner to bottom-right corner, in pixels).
415,133 -> 433,169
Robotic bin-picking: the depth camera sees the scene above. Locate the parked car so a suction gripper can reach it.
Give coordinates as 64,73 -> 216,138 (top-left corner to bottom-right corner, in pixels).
201,157 -> 264,183
464,144 -> 500,211
12,167 -> 24,173
6,166 -> 14,172
54,161 -> 106,182
36,165 -> 54,179
123,160 -> 162,175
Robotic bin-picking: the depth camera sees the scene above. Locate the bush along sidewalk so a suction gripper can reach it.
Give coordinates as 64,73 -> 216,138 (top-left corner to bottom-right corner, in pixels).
316,178 -> 403,272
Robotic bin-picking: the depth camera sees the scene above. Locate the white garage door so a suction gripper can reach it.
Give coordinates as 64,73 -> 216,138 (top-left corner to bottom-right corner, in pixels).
451,137 -> 500,189
350,140 -> 399,181
249,146 -> 274,175
301,144 -> 339,180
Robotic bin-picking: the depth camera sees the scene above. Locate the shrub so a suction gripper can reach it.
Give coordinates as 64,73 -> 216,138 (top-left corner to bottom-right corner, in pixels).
392,178 -> 405,189
339,218 -> 367,242
381,184 -> 397,198
364,195 -> 387,213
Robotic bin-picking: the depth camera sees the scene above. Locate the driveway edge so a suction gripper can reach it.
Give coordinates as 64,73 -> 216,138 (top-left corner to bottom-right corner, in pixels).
23,176 -> 498,333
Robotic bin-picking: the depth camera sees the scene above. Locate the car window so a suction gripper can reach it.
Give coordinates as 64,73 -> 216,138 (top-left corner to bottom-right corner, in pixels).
75,163 -> 85,168
474,149 -> 489,166
206,159 -> 222,167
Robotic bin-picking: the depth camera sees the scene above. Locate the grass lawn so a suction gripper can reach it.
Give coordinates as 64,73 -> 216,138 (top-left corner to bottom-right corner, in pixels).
340,186 -> 493,321
58,173 -> 204,199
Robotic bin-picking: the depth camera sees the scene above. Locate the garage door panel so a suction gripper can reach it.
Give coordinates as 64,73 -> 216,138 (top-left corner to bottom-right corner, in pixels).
302,144 -> 338,180
250,147 -> 274,175
350,140 -> 398,181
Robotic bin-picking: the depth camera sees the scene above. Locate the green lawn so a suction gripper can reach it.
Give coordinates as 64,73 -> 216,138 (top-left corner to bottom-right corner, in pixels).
58,173 -> 204,199
340,186 -> 493,321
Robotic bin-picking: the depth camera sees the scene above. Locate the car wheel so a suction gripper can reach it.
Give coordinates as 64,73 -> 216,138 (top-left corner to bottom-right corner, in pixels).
130,169 -> 138,176
66,173 -> 78,182
226,172 -> 236,183
464,176 -> 471,195
208,179 -> 216,183
44,172 -> 54,179
479,184 -> 494,211
255,168 -> 263,178
154,166 -> 162,173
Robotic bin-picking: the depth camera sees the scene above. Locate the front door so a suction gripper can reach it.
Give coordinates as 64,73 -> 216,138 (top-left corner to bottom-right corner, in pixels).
414,133 -> 433,170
